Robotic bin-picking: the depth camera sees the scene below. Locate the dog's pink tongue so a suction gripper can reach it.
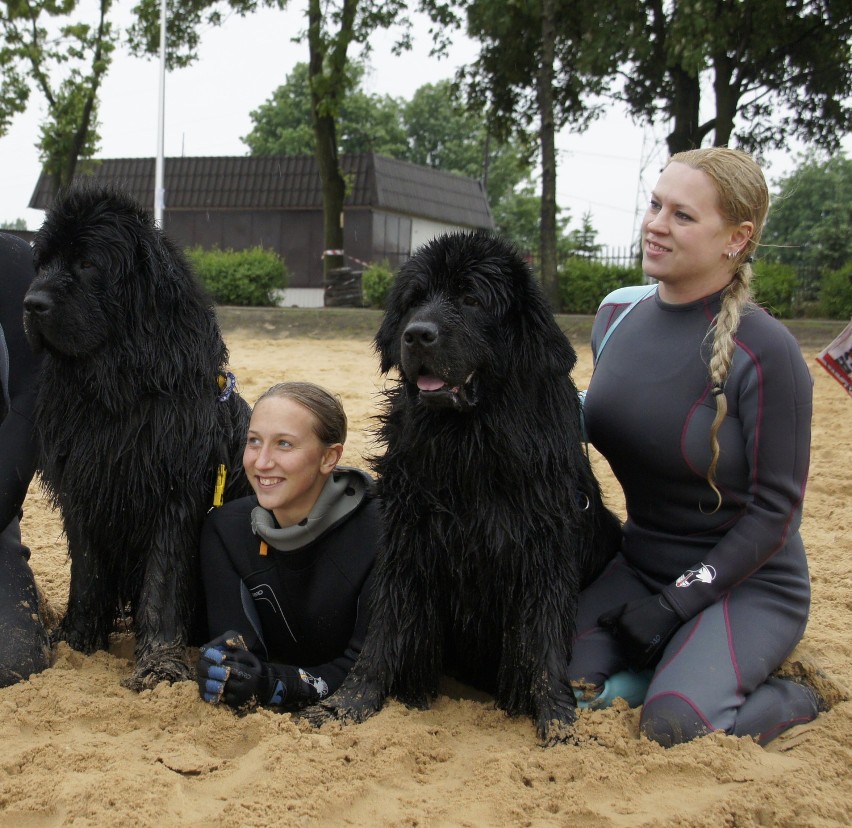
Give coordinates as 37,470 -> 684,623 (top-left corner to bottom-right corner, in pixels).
417,375 -> 445,392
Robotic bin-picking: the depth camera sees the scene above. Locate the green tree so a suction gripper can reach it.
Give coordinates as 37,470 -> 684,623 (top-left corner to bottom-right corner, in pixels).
491,183 -> 579,263
0,0 -> 116,192
762,155 -> 852,275
423,0 -> 623,307
622,0 -> 852,155
243,61 -> 407,156
562,210 -> 601,258
402,80 -> 533,207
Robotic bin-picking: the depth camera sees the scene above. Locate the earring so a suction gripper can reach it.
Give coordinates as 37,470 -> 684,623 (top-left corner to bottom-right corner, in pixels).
727,251 -> 735,260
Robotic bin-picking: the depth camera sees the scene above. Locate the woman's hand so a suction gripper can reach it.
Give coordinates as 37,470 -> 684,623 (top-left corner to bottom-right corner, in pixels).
196,630 -> 326,709
598,594 -> 682,671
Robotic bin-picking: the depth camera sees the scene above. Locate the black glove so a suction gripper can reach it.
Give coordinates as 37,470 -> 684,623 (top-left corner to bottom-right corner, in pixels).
598,593 -> 682,671
196,630 -> 328,710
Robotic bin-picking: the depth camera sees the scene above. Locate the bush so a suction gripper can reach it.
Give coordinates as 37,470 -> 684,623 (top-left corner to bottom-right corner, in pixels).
558,257 -> 644,314
186,246 -> 288,306
819,263 -> 852,320
361,260 -> 395,309
751,260 -> 799,318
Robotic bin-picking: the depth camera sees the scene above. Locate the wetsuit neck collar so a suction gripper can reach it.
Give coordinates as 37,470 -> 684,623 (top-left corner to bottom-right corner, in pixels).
250,466 -> 370,552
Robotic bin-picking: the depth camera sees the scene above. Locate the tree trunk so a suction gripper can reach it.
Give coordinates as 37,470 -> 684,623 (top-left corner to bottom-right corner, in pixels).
307,0 -> 350,283
711,52 -> 739,147
665,66 -> 703,154
313,109 -> 347,279
538,0 -> 559,309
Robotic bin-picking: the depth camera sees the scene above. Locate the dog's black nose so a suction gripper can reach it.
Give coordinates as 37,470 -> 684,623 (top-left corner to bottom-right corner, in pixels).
403,321 -> 439,349
23,291 -> 53,317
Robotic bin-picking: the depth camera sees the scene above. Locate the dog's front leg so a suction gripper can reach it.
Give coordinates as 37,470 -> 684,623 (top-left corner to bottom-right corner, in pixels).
531,646 -> 581,746
499,592 -> 580,746
54,528 -> 114,654
304,555 -> 443,727
122,527 -> 195,691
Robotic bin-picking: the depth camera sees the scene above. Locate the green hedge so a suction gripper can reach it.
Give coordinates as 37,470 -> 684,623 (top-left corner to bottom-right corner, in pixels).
820,263 -> 852,320
361,260 -> 395,309
751,260 -> 799,318
558,257 -> 644,314
186,246 -> 288,307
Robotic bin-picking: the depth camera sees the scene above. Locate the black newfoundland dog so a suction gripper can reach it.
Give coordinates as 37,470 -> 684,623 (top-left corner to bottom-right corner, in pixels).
23,182 -> 251,690
309,231 -> 622,743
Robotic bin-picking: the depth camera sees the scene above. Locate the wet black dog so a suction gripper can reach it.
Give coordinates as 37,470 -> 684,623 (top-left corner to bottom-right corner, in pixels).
23,182 -> 251,690
309,231 -> 621,743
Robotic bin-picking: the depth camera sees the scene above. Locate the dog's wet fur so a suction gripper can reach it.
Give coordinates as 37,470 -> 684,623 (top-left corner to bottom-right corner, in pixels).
307,231 -> 621,743
24,182 -> 251,690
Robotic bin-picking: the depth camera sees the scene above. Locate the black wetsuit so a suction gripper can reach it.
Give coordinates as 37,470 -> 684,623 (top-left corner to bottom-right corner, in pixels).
199,466 -> 378,705
568,286 -> 817,746
0,232 -> 49,686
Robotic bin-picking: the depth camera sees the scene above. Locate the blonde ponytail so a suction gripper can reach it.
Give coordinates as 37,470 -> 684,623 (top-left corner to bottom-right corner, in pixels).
705,263 -> 753,510
669,148 -> 769,512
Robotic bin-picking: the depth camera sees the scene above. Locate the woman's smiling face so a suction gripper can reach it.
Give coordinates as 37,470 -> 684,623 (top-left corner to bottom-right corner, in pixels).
243,395 -> 341,527
642,161 -> 751,303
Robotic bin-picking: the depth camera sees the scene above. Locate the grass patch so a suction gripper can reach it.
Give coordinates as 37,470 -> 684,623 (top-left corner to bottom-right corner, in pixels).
216,306 -> 847,350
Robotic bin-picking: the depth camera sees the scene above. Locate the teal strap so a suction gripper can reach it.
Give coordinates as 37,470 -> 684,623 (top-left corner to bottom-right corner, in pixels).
594,284 -> 658,363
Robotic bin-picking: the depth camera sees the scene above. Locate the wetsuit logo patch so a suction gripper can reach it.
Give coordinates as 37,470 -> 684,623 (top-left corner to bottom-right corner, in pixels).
299,668 -> 329,698
676,563 -> 716,588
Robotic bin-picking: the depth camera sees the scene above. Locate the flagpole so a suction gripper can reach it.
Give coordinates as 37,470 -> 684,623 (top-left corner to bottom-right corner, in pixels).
154,0 -> 166,225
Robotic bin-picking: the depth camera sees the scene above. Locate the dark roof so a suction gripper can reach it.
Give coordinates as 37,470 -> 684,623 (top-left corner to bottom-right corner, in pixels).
29,153 -> 494,229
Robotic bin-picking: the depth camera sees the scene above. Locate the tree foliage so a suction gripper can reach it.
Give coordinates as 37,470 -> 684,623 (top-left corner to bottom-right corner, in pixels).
0,0 -> 117,192
762,154 -> 852,274
622,0 -> 852,155
421,0 -> 625,306
243,61 -> 407,156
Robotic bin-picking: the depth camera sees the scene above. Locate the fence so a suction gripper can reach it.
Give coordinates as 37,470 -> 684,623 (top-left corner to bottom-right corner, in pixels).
587,245 -> 641,267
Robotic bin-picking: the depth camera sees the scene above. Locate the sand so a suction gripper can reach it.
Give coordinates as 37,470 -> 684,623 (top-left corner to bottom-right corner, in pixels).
3,328 -> 850,827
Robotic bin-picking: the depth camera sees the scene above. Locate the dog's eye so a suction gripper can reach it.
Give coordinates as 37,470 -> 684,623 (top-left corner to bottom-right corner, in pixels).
462,295 -> 479,307
79,260 -> 95,270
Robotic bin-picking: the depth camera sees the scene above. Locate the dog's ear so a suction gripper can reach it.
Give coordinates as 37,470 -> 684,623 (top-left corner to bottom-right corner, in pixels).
510,278 -> 578,378
374,267 -> 410,374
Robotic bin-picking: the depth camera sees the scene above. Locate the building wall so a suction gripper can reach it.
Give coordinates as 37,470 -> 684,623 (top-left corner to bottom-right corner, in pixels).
163,208 -> 324,289
411,217 -> 470,255
160,208 -> 479,296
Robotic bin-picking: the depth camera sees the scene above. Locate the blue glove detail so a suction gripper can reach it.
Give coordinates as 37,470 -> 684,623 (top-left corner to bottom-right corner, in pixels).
269,679 -> 286,706
206,664 -> 229,681
194,630 -> 324,711
196,630 -> 249,705
202,647 -> 227,665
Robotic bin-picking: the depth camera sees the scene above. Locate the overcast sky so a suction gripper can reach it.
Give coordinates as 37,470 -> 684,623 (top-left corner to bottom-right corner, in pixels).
0,3 -> 844,249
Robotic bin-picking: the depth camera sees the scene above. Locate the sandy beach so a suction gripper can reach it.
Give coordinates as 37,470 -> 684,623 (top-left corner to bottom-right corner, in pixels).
3,320 -> 850,827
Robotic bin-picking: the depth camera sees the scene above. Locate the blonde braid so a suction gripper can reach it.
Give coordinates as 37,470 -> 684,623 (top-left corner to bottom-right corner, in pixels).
669,147 -> 768,513
706,264 -> 753,510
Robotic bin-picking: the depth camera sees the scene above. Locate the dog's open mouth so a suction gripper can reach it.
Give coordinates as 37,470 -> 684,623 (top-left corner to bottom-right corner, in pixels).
414,371 -> 476,409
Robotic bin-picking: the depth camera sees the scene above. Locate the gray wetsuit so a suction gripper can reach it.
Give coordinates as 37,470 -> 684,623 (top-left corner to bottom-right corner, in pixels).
568,285 -> 817,746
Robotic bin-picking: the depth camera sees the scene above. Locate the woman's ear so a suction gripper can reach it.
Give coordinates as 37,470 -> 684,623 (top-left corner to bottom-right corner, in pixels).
321,443 -> 344,474
729,220 -> 755,255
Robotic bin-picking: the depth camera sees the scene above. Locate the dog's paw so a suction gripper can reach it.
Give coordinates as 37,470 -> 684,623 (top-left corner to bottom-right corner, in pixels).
536,701 -> 579,747
50,617 -> 103,655
299,702 -> 337,729
301,682 -> 386,728
122,643 -> 192,692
